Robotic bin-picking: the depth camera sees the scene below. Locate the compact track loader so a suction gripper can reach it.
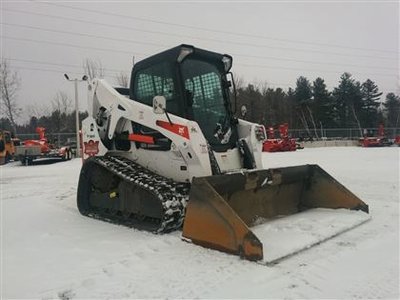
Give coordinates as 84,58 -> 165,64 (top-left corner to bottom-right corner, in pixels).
77,45 -> 369,263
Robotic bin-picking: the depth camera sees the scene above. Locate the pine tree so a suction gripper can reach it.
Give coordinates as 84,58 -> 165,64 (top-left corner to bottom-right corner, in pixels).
286,88 -> 297,128
262,87 -> 288,126
361,79 -> 382,127
333,73 -> 363,134
383,93 -> 400,128
236,84 -> 263,123
312,77 -> 336,128
295,76 -> 317,137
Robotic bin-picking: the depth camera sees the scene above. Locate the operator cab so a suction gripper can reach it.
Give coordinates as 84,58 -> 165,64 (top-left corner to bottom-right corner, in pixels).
130,44 -> 237,152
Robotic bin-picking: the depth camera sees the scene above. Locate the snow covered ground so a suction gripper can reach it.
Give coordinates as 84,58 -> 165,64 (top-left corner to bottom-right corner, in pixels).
1,147 -> 399,299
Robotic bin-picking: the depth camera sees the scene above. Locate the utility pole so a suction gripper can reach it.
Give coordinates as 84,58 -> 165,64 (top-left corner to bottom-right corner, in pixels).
64,74 -> 87,157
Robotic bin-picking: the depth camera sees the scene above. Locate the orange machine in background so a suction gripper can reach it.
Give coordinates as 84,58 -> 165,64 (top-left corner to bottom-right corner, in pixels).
0,130 -> 17,164
263,123 -> 298,152
394,135 -> 400,146
22,127 -> 52,154
359,124 -> 392,147
15,127 -> 72,165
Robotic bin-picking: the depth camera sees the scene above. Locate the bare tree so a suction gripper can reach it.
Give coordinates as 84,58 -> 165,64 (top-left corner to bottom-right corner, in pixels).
351,104 -> 363,137
83,58 -> 104,80
52,91 -> 72,115
51,91 -> 72,132
115,72 -> 129,88
305,104 -> 319,139
233,74 -> 245,90
26,103 -> 50,119
0,59 -> 21,134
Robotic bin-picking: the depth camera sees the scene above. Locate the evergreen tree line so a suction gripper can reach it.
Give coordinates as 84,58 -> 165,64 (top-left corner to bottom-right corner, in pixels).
1,72 -> 399,140
235,73 -> 400,138
0,111 -> 88,136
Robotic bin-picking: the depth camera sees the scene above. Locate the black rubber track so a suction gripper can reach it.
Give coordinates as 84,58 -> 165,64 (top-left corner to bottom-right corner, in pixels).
77,155 -> 190,233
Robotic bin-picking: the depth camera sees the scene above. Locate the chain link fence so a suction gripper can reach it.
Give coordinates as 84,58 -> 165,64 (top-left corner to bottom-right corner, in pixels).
16,127 -> 400,145
288,127 -> 400,141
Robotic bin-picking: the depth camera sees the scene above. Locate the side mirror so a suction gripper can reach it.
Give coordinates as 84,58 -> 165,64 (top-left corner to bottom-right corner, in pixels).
153,96 -> 166,114
240,105 -> 247,118
222,79 -> 232,88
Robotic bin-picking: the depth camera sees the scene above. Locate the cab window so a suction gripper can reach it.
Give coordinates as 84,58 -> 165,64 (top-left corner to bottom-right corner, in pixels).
182,58 -> 232,148
133,62 -> 179,115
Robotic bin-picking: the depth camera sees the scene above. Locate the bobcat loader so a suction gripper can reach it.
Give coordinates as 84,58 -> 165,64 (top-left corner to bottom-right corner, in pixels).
77,45 -> 369,263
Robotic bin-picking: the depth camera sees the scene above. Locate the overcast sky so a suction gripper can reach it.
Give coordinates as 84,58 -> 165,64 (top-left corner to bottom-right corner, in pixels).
2,0 -> 399,124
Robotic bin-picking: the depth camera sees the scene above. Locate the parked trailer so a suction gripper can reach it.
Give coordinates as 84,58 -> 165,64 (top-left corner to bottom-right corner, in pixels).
16,127 -> 72,165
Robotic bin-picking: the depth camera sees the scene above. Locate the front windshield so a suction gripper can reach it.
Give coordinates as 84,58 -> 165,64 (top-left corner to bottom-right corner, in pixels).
181,58 -> 234,149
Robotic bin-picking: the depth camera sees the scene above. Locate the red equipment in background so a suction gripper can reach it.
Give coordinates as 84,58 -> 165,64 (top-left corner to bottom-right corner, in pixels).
394,135 -> 400,146
23,127 -> 52,153
263,123 -> 298,152
359,124 -> 392,147
15,127 -> 72,165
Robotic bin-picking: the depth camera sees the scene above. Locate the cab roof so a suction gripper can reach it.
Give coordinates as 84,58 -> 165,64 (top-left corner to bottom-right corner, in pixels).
132,44 -> 232,72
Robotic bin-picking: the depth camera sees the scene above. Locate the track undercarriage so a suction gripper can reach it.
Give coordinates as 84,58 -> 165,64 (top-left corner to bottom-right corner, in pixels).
77,155 -> 190,233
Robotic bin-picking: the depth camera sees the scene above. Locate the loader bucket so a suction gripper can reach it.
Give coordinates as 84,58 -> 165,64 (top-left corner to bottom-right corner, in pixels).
182,164 -> 369,262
